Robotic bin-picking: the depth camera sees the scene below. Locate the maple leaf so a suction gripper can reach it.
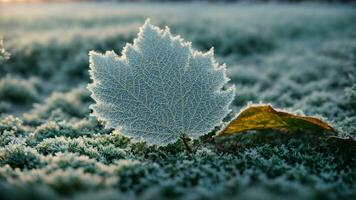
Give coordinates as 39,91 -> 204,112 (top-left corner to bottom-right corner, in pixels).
88,20 -> 235,146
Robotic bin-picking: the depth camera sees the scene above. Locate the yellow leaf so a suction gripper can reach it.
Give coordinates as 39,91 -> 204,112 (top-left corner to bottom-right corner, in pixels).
218,104 -> 336,136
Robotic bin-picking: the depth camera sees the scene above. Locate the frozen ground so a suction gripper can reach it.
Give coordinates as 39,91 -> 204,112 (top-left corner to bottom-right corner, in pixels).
0,3 -> 355,200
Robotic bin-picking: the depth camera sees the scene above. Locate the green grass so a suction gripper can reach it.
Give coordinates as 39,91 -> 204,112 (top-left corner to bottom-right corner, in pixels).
0,2 -> 355,200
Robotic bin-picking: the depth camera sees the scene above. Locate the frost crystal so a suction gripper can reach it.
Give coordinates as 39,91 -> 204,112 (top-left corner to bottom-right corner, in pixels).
88,20 -> 235,146
0,38 -> 10,61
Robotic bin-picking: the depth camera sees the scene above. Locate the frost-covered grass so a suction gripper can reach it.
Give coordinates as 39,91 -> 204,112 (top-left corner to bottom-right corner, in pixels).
0,3 -> 355,200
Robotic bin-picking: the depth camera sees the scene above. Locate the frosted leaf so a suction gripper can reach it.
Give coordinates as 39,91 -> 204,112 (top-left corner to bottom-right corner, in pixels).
88,19 -> 235,146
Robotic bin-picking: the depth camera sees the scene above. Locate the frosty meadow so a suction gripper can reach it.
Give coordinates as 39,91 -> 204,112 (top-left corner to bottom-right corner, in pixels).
0,3 -> 355,200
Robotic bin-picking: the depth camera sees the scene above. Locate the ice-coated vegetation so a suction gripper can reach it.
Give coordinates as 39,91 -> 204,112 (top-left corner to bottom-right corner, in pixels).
0,3 -> 355,200
0,39 -> 10,62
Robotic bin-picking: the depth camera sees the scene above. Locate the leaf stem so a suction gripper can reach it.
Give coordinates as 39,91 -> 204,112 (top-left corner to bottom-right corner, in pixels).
181,134 -> 193,154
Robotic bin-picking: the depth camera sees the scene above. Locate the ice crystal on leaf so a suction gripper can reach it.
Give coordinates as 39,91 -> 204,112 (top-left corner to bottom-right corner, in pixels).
88,19 -> 235,146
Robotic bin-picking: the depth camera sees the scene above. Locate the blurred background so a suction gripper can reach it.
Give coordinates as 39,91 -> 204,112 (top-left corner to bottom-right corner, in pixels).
0,0 -> 355,116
